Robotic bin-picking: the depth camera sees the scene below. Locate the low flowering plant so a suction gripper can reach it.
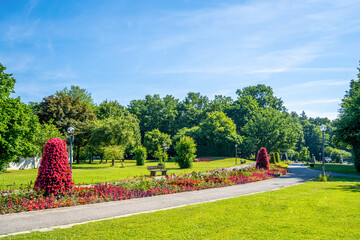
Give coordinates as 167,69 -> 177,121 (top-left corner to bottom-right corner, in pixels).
0,165 -> 287,214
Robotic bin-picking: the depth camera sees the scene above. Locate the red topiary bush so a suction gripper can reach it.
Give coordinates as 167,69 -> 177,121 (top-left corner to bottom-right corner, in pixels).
256,147 -> 270,170
34,138 -> 74,195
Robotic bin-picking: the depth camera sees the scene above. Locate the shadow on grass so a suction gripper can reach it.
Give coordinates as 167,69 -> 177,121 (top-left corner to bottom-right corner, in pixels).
317,176 -> 360,193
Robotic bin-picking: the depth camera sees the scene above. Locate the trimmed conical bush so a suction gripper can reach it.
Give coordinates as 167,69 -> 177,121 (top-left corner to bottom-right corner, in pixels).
34,138 -> 74,195
256,147 -> 270,170
270,152 -> 276,164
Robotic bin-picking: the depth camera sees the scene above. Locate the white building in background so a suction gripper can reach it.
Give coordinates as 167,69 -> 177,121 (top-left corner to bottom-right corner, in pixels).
7,157 -> 41,170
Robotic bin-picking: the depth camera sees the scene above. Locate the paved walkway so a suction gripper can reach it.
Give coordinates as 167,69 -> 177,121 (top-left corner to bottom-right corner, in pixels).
0,164 -> 320,236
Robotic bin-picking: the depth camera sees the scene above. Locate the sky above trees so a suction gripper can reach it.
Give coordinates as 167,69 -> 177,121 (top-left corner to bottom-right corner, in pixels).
1,0 -> 359,119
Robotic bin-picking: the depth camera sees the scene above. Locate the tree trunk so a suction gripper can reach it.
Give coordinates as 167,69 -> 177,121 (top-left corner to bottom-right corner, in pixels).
112,159 -> 114,166
76,146 -> 80,164
353,144 -> 360,172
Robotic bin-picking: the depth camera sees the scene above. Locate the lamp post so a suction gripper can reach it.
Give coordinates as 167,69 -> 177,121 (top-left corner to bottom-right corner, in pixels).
235,144 -> 238,165
67,127 -> 75,170
163,143 -> 167,153
320,125 -> 327,176
341,150 -> 344,164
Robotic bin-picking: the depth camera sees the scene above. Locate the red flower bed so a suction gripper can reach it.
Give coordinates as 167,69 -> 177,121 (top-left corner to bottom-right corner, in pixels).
0,165 -> 287,214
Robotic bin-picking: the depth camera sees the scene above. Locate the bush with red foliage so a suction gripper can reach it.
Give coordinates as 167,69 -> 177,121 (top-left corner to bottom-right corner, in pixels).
34,138 -> 74,195
256,147 -> 270,170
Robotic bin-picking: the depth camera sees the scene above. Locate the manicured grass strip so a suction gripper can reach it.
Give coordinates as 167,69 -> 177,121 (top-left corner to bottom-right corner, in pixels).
0,158 -> 252,189
308,163 -> 359,175
7,177 -> 360,240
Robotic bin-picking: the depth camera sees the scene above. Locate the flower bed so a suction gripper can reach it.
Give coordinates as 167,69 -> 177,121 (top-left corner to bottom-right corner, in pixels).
0,165 -> 287,214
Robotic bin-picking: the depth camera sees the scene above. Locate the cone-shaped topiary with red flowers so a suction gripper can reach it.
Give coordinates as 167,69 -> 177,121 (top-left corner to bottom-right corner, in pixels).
256,147 -> 270,170
34,138 -> 74,195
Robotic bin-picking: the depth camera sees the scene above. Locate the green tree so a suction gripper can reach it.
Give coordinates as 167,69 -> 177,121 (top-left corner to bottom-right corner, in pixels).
33,121 -> 64,157
175,92 -> 209,131
0,63 -> 39,171
236,84 -> 285,111
134,145 -> 147,166
57,85 -> 96,110
154,145 -> 168,166
174,136 -> 197,169
299,147 -> 309,162
143,129 -> 171,158
89,116 -> 141,164
241,108 -> 299,156
103,145 -> 125,166
95,100 -> 126,120
197,111 -> 242,156
333,65 -> 360,171
128,94 -> 179,136
226,95 -> 259,132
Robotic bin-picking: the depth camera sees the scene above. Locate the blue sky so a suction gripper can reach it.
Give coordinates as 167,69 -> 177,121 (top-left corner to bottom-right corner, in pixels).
1,0 -> 359,119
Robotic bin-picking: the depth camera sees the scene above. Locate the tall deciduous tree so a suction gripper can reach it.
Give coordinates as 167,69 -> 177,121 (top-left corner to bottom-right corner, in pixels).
236,84 -> 285,111
241,108 -> 299,156
89,116 -> 141,161
143,129 -> 171,158
334,65 -> 360,171
0,63 -> 39,171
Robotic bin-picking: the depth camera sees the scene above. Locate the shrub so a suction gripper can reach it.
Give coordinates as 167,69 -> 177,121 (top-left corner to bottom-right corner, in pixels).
134,145 -> 147,166
34,138 -> 74,195
270,153 -> 276,164
175,136 -> 197,169
154,145 -> 168,166
256,147 -> 270,170
275,152 -> 280,163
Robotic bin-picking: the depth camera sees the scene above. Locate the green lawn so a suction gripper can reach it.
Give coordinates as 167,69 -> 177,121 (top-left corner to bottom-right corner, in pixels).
308,163 -> 359,175
7,176 -> 360,239
0,157 -> 252,189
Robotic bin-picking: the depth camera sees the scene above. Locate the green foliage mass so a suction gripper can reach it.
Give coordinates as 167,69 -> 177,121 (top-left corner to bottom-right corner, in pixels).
334,65 -> 360,171
90,116 -> 141,151
95,100 -> 126,120
241,108 -> 299,156
175,136 -> 197,169
0,63 -> 39,171
134,145 -> 147,166
103,145 -> 125,166
143,129 -> 171,158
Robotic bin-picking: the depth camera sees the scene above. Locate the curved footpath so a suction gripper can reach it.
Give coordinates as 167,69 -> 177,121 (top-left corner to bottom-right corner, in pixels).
0,164 -> 343,237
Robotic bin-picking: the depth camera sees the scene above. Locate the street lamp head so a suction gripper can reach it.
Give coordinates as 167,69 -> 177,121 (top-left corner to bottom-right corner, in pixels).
320,125 -> 327,132
163,143 -> 166,147
67,127 -> 75,134
235,144 -> 238,147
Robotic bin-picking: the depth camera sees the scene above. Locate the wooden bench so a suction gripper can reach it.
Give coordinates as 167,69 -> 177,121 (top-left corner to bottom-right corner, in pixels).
194,158 -> 211,162
241,160 -> 246,164
147,165 -> 168,176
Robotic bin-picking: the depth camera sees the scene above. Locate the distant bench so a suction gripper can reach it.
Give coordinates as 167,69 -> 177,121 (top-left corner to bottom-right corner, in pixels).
194,158 -> 211,162
147,165 -> 168,176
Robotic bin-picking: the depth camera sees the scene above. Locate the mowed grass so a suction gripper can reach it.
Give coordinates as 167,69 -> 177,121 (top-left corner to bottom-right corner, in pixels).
0,157 -> 252,189
7,176 -> 360,240
308,163 -> 359,175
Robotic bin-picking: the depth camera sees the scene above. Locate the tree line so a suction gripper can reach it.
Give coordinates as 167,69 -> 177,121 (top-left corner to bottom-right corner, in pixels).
1,62 -> 358,172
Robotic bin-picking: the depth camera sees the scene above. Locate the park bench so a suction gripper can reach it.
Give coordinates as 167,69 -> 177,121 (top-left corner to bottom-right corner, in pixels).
194,158 -> 211,162
147,165 -> 168,176
241,160 -> 246,164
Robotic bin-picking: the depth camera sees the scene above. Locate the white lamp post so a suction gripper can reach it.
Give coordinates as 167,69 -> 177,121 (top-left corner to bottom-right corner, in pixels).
320,125 -> 327,176
67,127 -> 75,170
235,144 -> 238,165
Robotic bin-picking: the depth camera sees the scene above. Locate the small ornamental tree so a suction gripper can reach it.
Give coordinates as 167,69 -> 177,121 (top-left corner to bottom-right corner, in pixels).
175,136 -> 197,169
256,147 -> 270,170
34,138 -> 74,195
134,145 -> 147,166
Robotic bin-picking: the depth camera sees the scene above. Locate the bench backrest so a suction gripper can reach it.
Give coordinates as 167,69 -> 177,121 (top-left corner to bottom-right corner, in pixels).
147,165 -> 165,170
